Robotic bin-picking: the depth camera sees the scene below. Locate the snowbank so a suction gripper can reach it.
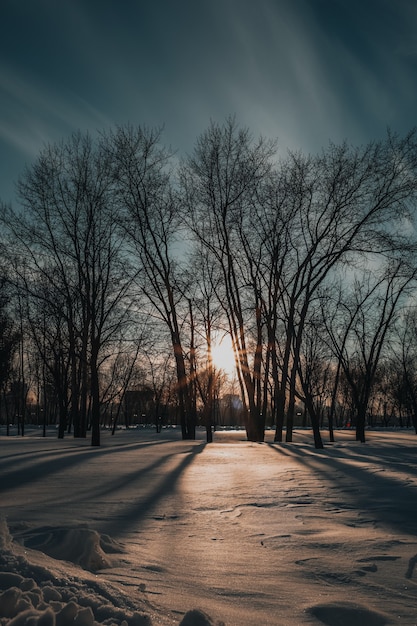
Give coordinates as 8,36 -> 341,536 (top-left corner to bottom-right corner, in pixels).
0,520 -> 222,626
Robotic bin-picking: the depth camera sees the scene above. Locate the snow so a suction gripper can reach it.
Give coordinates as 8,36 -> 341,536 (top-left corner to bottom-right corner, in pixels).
1,427 -> 417,625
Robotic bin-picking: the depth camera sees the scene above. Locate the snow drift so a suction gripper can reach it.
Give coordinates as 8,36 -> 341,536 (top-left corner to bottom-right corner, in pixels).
0,519 -> 222,626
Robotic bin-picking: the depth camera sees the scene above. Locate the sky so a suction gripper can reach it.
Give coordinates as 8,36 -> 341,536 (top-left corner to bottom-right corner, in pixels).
1,0 -> 417,204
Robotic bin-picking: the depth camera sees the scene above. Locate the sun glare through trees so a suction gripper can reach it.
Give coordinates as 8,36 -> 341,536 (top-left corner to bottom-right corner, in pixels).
211,334 -> 236,377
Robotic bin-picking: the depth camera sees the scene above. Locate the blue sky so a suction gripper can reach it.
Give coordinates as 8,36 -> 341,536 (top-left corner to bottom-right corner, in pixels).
1,0 -> 417,203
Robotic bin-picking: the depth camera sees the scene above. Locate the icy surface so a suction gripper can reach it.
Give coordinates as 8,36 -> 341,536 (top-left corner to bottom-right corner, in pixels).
1,427 -> 417,625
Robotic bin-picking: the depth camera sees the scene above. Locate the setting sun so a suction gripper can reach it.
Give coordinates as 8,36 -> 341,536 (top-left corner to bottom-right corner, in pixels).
211,333 -> 236,376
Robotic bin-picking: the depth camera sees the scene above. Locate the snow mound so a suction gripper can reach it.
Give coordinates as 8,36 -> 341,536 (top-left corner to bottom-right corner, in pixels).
0,520 -> 223,626
178,609 -> 224,626
10,524 -> 124,573
309,601 -> 391,626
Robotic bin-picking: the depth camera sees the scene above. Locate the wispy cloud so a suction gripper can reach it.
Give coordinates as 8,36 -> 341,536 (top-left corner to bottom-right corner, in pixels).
1,0 -> 416,204
0,63 -> 112,158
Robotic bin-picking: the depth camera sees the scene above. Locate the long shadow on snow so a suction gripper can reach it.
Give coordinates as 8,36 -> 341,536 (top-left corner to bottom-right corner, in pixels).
101,441 -> 206,538
0,433 -> 177,465
2,436 -> 206,544
0,438 -> 181,494
58,443 -> 203,506
0,440 -> 185,505
268,441 -> 417,536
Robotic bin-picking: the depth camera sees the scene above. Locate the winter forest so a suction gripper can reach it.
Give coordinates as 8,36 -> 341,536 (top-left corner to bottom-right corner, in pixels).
2,117 -> 417,449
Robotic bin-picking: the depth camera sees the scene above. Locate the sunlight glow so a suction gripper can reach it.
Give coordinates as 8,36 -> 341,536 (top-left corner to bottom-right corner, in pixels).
211,334 -> 236,376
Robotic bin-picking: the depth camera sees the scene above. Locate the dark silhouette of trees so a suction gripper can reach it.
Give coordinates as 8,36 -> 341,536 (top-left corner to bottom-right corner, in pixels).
323,261 -> 417,442
1,121 -> 417,448
388,309 -> 417,433
181,122 -> 417,446
262,132 -> 417,447
109,124 -> 198,439
0,278 -> 20,431
186,247 -> 227,443
0,132 -> 133,445
181,117 -> 276,441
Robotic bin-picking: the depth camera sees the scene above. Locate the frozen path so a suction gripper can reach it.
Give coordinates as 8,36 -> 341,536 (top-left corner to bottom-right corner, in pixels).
2,428 -> 417,625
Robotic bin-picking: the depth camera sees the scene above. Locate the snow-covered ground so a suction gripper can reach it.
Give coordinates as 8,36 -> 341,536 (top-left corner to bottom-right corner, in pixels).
1,427 -> 417,625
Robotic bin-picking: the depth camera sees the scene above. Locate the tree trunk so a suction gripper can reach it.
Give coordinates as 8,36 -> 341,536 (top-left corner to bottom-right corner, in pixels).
90,370 -> 101,446
90,343 -> 101,447
328,407 -> 335,443
355,406 -> 366,443
304,393 -> 324,449
286,360 -> 298,442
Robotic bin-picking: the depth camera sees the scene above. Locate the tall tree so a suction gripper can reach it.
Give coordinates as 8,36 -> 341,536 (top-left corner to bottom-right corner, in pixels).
109,124 -> 197,439
181,117 -> 276,441
272,132 -> 417,447
1,132 -> 133,445
375,306 -> 417,433
187,247 -> 226,443
324,260 -> 417,442
0,277 -> 20,430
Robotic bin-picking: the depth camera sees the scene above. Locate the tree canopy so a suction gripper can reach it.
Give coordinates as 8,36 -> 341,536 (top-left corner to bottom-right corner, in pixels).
1,120 -> 417,447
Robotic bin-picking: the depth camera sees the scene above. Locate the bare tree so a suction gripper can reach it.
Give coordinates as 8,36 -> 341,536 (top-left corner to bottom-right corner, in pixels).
186,247 -> 226,443
181,117 -> 276,441
389,309 -> 417,433
109,124 -> 197,439
0,277 -> 20,432
1,132 -> 133,445
324,260 -> 417,442
296,308 -> 334,439
271,132 -> 417,448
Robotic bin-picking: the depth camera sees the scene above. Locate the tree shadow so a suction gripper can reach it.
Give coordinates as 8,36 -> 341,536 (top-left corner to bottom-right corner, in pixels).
1,437 -> 179,492
102,441 -> 206,538
267,440 -> 417,536
2,432 -> 206,543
